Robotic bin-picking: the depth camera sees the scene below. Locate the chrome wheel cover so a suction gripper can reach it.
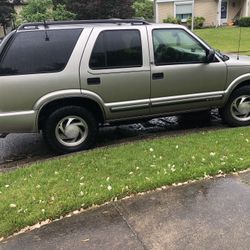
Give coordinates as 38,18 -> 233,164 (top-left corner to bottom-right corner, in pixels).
230,95 -> 250,122
55,116 -> 89,147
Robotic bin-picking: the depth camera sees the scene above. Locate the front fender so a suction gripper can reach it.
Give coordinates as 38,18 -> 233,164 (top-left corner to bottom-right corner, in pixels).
224,73 -> 250,101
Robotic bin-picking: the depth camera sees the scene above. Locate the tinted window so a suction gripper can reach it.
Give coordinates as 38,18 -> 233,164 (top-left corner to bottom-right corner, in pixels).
153,29 -> 207,65
0,29 -> 82,75
89,30 -> 142,69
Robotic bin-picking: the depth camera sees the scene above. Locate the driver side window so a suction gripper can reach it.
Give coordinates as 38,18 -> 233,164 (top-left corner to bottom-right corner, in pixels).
153,29 -> 207,65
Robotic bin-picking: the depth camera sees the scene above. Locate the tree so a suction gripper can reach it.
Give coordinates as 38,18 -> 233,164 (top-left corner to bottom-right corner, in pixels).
53,0 -> 135,20
52,3 -> 76,21
133,0 -> 153,20
0,0 -> 14,35
17,0 -> 75,24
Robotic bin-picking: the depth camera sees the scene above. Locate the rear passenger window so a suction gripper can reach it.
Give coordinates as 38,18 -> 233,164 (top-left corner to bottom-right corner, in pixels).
0,29 -> 82,75
89,30 -> 142,69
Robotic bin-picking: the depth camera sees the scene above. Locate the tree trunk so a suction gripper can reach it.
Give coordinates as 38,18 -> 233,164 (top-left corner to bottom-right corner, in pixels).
3,23 -> 6,36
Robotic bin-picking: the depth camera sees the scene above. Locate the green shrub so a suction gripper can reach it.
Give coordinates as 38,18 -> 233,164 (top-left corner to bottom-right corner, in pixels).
163,17 -> 181,24
187,16 -> 205,29
233,18 -> 239,26
238,17 -> 250,27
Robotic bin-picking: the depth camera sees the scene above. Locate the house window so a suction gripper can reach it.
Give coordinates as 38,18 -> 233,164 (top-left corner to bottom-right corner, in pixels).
175,3 -> 193,22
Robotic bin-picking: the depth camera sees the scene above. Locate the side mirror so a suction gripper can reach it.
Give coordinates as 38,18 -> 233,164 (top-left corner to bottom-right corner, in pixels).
205,49 -> 215,63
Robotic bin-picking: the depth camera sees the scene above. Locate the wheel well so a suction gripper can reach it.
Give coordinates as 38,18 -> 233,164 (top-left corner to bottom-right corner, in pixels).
38,98 -> 105,130
234,80 -> 250,91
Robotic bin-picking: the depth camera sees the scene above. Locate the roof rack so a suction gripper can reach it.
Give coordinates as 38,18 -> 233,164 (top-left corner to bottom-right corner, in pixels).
18,19 -> 150,30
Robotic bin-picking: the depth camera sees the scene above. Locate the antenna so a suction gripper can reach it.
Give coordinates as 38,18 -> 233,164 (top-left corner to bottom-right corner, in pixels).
43,20 -> 49,41
237,26 -> 242,60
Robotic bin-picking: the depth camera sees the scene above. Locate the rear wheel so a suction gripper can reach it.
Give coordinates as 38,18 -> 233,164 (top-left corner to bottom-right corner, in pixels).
221,86 -> 250,127
43,106 -> 98,154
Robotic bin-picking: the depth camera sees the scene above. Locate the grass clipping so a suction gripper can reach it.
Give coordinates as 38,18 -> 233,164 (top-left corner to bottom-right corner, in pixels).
0,127 -> 250,237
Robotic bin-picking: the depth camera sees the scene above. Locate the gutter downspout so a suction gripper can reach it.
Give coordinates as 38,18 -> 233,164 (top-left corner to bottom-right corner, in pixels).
154,0 -> 159,23
191,0 -> 195,31
217,0 -> 222,27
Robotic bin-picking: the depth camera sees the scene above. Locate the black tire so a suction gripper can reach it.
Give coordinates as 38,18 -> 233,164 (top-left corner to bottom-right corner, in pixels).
220,86 -> 250,127
218,108 -> 227,124
43,106 -> 98,154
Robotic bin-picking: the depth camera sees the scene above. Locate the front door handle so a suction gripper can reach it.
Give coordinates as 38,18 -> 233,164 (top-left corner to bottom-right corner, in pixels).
152,73 -> 164,80
87,77 -> 101,85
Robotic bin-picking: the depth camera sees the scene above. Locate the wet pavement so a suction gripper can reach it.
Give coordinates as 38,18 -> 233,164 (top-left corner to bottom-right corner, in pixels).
0,133 -> 51,165
1,171 -> 250,250
0,110 -> 225,171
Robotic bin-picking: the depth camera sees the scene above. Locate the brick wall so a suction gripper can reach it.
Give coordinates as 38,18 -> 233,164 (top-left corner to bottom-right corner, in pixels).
158,2 -> 174,22
194,0 -> 217,26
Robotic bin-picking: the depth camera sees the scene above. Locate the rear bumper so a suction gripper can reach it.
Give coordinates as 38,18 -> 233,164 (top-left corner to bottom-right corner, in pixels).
0,110 -> 37,133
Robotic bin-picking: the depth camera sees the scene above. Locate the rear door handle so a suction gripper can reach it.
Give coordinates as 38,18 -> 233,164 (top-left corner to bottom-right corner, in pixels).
152,73 -> 164,80
87,77 -> 101,85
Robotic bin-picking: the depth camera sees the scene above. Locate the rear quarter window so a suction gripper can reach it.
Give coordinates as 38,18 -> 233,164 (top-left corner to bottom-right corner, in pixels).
0,29 -> 82,76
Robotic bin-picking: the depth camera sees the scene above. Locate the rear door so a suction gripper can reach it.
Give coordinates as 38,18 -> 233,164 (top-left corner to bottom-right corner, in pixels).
80,26 -> 151,121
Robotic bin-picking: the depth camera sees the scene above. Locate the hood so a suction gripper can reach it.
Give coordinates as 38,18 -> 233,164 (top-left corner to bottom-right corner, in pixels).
224,53 -> 250,67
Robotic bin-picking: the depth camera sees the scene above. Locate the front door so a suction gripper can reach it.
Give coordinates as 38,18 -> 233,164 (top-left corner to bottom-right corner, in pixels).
148,27 -> 227,115
221,0 -> 228,24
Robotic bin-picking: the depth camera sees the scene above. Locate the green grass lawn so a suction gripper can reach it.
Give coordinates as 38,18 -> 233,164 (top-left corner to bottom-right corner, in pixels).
195,27 -> 250,55
0,127 -> 250,238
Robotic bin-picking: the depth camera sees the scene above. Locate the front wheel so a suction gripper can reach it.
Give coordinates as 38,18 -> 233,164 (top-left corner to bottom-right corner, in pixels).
221,86 -> 250,127
43,106 -> 98,154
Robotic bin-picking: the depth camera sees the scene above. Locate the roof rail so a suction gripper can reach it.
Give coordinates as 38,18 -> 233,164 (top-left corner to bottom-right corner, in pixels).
18,19 -> 150,30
